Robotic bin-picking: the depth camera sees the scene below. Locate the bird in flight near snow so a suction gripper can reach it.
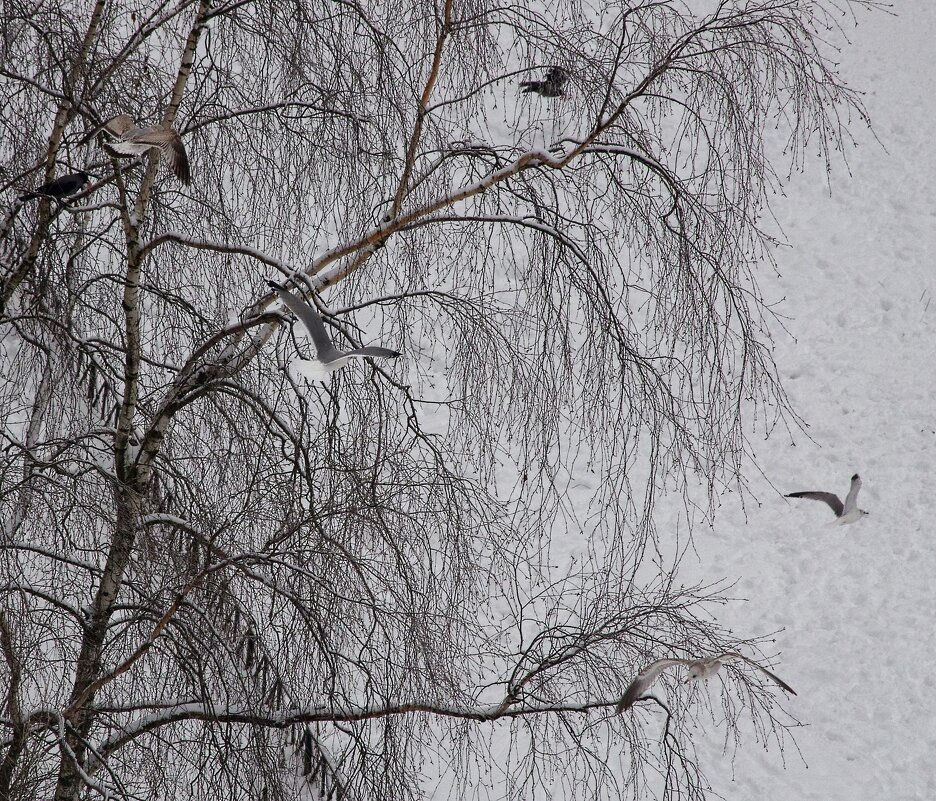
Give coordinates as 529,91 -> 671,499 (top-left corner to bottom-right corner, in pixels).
616,653 -> 796,713
102,114 -> 191,184
267,281 -> 401,376
19,171 -> 92,203
520,66 -> 568,97
785,473 -> 868,524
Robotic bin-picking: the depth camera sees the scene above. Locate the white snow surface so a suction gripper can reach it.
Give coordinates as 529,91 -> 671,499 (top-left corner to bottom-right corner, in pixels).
670,5 -> 936,799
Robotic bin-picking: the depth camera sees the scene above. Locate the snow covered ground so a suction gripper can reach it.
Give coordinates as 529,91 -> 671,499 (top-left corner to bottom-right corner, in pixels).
682,4 -> 936,798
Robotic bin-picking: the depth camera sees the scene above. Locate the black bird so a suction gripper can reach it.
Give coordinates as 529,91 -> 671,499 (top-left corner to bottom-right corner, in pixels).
19,171 -> 92,202
520,66 -> 568,98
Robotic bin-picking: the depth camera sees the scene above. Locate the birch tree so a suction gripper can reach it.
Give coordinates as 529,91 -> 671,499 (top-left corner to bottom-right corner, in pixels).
1,1 -> 870,799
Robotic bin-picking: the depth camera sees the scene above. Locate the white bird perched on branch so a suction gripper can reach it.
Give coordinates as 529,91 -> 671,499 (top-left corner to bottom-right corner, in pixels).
102,114 -> 191,185
616,653 -> 796,712
785,473 -> 868,524
267,281 -> 401,376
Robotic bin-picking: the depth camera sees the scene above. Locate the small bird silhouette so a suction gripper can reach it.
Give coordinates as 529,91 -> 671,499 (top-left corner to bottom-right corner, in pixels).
617,653 -> 796,712
785,473 -> 868,525
103,114 -> 191,184
267,281 -> 401,375
520,66 -> 567,97
19,171 -> 92,202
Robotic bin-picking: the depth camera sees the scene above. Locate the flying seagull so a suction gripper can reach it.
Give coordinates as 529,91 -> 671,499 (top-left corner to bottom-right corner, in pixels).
785,473 -> 868,525
520,66 -> 567,97
267,280 -> 401,375
19,171 -> 91,202
616,653 -> 796,713
103,114 -> 191,184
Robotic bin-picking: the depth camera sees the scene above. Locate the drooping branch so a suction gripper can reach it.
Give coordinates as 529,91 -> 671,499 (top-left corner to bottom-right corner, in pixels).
1,1 -> 872,798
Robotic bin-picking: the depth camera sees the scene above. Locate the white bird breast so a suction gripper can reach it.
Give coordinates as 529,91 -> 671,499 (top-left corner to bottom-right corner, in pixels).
108,140 -> 152,157
288,358 -> 334,384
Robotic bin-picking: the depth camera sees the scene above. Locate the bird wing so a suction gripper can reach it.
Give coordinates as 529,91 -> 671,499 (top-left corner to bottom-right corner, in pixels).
103,139 -> 150,158
720,653 -> 797,696
127,128 -> 191,184
842,474 -> 862,514
267,281 -> 340,362
617,658 -> 692,712
343,346 -> 401,359
170,135 -> 191,184
785,490 -> 843,517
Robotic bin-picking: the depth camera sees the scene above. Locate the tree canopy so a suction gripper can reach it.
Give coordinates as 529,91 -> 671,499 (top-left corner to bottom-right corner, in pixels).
0,1 -> 872,799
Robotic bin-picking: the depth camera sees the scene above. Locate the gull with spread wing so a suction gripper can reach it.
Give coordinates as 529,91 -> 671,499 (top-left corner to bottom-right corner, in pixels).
267,281 -> 401,376
786,473 -> 868,524
616,652 -> 796,712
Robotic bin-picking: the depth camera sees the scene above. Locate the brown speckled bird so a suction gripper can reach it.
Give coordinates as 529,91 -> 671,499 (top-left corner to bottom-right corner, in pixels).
103,114 -> 191,185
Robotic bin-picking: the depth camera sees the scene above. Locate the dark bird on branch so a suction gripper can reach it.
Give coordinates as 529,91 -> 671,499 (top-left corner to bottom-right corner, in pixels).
103,114 -> 191,185
19,171 -> 92,202
520,66 -> 567,97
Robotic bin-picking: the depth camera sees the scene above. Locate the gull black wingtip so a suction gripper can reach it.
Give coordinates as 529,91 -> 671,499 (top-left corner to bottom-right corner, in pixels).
785,473 -> 866,523
267,280 -> 286,291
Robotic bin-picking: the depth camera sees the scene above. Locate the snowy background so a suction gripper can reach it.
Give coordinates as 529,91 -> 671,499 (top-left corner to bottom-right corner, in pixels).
674,4 -> 936,798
